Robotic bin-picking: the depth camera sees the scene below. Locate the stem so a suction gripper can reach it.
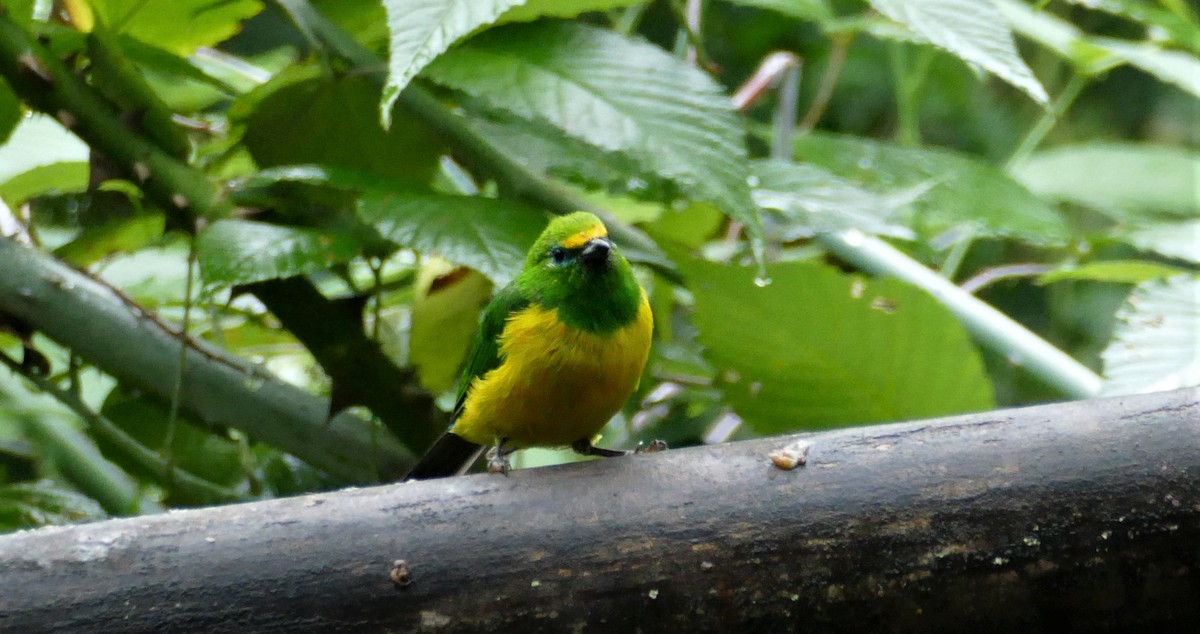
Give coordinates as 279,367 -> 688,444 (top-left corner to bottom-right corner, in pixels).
959,263 -> 1057,294
799,33 -> 852,133
817,232 -> 1102,398
164,239 -> 198,492
771,64 -> 801,160
889,43 -> 929,147
1006,74 -> 1087,169
0,350 -> 242,504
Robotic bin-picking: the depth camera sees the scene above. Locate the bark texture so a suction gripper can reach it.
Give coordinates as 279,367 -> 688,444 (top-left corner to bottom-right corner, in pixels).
0,388 -> 1197,632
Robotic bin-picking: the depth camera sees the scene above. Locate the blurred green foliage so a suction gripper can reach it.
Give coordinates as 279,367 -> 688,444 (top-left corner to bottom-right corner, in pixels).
0,0 -> 1195,532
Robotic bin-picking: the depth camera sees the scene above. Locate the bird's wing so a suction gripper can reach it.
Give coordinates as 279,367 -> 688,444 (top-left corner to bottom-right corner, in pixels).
450,283 -> 530,422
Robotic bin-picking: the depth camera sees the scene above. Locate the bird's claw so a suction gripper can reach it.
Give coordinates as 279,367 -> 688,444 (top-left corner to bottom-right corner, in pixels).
634,439 -> 668,454
486,447 -> 511,475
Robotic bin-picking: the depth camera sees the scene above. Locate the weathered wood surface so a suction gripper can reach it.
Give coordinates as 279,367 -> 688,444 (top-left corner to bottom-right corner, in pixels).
0,388 -> 1197,632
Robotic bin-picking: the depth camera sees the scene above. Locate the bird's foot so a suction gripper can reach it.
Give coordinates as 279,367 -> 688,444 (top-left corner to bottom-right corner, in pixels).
634,439 -> 669,454
486,438 -> 512,475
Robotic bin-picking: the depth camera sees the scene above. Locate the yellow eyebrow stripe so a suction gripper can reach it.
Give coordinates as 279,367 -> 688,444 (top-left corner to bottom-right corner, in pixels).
560,225 -> 608,249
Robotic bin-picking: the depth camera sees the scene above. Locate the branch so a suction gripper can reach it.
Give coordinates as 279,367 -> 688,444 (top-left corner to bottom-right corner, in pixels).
0,237 -> 412,481
1,388 -> 1195,631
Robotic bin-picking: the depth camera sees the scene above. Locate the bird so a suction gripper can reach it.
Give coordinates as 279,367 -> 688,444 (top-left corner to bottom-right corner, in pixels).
404,211 -> 659,480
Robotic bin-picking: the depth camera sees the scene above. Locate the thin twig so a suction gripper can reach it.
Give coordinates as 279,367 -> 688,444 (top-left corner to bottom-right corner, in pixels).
1006,74 -> 1087,169
799,33 -> 852,133
959,264 -> 1057,294
164,236 -> 198,492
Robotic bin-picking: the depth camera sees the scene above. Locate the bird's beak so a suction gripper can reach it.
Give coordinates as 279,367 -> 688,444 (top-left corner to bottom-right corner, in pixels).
579,237 -> 613,268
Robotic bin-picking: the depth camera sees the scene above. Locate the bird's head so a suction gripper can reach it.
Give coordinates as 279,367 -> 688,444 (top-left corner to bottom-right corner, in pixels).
520,211 -> 642,332
525,211 -> 620,277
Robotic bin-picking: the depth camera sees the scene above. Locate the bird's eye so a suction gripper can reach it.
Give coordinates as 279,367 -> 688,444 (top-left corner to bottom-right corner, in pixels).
550,246 -> 566,264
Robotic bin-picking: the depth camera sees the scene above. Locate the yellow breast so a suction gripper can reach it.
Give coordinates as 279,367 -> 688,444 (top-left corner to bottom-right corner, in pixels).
451,292 -> 653,448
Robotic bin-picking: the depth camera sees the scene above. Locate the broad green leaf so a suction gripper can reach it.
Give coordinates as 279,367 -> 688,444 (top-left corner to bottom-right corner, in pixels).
89,0 -> 263,56
1012,143 -> 1200,221
0,114 -> 89,205
0,480 -> 106,531
380,0 -> 526,127
95,241 -> 195,307
313,0 -> 389,51
1101,275 -> 1200,395
683,258 -> 994,431
409,261 -> 493,393
237,69 -> 443,186
197,219 -> 364,287
425,23 -> 764,260
1122,220 -> 1200,263
358,191 -> 547,285
995,0 -> 1124,75
1095,38 -> 1200,99
721,0 -> 834,22
646,202 -> 725,249
752,160 -> 921,240
466,114 -> 678,204
98,390 -> 244,500
0,78 -> 18,145
1039,260 -> 1191,285
119,36 -> 235,113
793,133 -> 1069,245
868,0 -> 1049,104
53,213 -> 166,266
0,163 -> 89,207
113,1 -> 260,52
0,0 -> 36,31
1061,0 -> 1200,54
499,0 -> 643,23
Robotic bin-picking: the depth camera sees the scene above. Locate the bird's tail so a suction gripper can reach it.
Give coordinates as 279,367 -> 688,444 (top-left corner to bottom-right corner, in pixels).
404,433 -> 486,481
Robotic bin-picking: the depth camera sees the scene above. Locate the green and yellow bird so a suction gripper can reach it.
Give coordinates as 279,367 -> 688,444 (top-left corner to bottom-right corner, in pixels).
404,211 -> 657,480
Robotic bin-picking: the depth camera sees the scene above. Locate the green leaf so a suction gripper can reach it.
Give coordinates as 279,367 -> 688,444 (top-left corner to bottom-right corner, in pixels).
868,0 -> 1049,104
498,0 -> 644,23
0,114 -> 89,205
721,0 -> 834,22
379,0 -> 526,127
0,0 -> 36,31
995,0 -> 1124,76
313,0 -> 390,51
425,22 -> 764,261
409,262 -> 493,394
53,213 -> 166,267
1101,275 -> 1200,395
751,160 -> 922,240
237,68 -> 443,186
197,219 -> 364,287
1060,0 -> 1200,54
1012,143 -> 1200,221
793,133 -> 1069,245
1039,260 -> 1191,285
1122,220 -> 1200,264
90,0 -> 264,56
1095,38 -> 1200,99
0,480 -> 106,532
98,390 -> 244,497
465,113 -> 677,202
683,258 -> 994,431
358,191 -> 547,285
0,78 -> 18,145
